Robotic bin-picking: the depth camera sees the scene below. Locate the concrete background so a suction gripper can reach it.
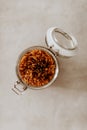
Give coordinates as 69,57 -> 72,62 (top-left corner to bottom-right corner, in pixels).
0,0 -> 87,130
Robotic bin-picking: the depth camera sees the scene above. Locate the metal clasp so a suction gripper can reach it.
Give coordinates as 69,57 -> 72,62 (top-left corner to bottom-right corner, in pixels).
12,81 -> 27,95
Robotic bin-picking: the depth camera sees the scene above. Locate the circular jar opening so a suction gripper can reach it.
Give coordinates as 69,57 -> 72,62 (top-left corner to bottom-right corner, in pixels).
16,46 -> 59,89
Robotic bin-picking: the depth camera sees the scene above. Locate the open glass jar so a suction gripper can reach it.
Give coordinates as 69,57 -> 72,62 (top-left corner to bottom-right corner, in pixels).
12,27 -> 78,95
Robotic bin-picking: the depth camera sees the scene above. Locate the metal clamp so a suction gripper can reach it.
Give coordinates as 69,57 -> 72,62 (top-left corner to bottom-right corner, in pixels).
12,81 -> 27,95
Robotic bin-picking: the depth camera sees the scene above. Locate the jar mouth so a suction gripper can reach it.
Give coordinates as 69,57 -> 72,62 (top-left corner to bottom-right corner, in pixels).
16,46 -> 59,89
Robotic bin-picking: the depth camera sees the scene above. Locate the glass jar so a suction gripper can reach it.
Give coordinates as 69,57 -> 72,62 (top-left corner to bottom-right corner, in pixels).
12,27 -> 78,95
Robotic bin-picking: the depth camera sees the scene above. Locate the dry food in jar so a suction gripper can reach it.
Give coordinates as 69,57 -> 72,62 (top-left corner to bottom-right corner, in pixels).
19,49 -> 56,87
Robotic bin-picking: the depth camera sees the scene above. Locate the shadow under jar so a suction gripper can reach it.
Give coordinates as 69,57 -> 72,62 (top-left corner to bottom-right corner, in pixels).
12,27 -> 78,95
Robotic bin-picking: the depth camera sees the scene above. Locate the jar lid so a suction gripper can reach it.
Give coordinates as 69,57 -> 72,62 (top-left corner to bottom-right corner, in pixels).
45,27 -> 78,57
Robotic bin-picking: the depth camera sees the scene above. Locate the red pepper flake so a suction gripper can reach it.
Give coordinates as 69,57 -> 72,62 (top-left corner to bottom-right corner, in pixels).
19,49 -> 56,87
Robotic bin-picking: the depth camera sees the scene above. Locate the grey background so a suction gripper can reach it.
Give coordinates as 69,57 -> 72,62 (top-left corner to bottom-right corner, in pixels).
0,0 -> 87,130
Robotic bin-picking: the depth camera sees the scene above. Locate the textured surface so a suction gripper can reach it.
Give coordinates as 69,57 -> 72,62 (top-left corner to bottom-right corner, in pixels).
0,0 -> 87,130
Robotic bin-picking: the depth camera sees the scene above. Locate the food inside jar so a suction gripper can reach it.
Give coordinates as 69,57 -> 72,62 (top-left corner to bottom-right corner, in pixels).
19,49 -> 56,87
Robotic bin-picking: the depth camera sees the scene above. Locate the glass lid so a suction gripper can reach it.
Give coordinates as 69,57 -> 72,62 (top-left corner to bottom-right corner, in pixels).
45,27 -> 78,57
